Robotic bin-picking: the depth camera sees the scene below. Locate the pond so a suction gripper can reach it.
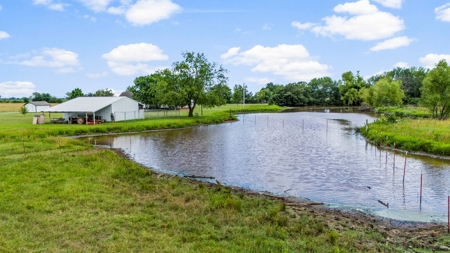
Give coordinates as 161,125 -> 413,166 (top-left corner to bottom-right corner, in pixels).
90,112 -> 450,222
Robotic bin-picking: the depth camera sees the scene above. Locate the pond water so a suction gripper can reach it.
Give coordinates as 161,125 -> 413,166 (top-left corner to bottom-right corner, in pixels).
90,112 -> 450,222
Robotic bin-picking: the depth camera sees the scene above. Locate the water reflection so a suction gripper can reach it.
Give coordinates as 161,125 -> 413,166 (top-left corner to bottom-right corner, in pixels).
91,112 -> 450,222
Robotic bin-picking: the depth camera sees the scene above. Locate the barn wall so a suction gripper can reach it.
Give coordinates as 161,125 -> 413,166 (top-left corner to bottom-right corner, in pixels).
25,104 -> 36,112
111,98 -> 139,121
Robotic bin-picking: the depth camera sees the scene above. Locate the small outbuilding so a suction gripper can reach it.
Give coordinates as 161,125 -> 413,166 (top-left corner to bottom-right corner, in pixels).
42,96 -> 144,124
25,101 -> 50,112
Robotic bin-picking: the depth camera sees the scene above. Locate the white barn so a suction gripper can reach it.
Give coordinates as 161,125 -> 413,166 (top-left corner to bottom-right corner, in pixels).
42,97 -> 144,123
25,101 -> 50,112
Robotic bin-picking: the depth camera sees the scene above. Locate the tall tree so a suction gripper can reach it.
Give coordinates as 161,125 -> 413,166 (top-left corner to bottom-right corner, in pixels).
128,73 -> 166,107
339,71 -> 367,106
420,60 -> 450,120
360,77 -> 404,107
162,52 -> 229,117
66,88 -> 84,99
387,67 -> 428,103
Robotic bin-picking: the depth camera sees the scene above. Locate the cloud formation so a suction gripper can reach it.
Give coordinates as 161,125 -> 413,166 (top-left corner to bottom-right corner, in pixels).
0,81 -> 36,98
125,0 -> 182,25
5,48 -> 80,73
221,44 -> 330,82
373,0 -> 404,9
293,0 -> 405,41
0,31 -> 10,39
419,54 -> 450,69
102,43 -> 169,75
370,36 -> 414,51
435,3 -> 450,22
33,0 -> 66,11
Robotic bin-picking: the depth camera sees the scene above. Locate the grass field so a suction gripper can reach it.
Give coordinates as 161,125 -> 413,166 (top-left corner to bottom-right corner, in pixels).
375,106 -> 432,118
1,104 -> 449,252
361,117 -> 450,156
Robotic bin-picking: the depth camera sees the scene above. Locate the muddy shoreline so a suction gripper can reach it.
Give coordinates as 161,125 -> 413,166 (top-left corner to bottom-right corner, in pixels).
110,147 -> 450,251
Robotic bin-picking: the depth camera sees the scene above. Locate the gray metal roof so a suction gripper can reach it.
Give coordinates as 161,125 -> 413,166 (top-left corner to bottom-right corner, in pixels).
28,101 -> 50,106
42,97 -> 133,113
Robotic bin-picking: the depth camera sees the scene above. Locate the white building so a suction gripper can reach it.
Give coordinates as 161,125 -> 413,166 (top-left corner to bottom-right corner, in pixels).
25,101 -> 50,112
42,96 -> 144,123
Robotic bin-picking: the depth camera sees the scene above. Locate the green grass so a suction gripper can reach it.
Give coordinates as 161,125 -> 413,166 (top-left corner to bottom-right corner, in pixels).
375,106 -> 432,118
0,104 -> 448,252
361,117 -> 450,156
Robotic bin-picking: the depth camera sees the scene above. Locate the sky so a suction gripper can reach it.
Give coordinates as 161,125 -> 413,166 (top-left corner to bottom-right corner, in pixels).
1,0 -> 450,98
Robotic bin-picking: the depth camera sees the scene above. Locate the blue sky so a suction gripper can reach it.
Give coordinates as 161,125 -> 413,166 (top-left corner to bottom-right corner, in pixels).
1,0 -> 450,98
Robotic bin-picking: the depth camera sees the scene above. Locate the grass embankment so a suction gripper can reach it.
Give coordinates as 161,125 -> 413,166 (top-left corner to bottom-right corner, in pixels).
361,106 -> 450,156
1,104 -> 449,252
375,106 -> 432,118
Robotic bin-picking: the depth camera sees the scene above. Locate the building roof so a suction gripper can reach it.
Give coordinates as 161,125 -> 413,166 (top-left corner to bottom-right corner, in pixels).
42,97 -> 135,113
28,101 -> 50,106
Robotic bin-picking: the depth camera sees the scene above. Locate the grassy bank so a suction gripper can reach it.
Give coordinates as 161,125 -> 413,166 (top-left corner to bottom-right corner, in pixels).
361,117 -> 450,156
375,106 -> 432,118
1,104 -> 449,252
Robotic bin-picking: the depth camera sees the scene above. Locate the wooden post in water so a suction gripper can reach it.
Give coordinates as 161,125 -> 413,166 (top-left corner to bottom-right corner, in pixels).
393,143 -> 396,167
420,173 -> 423,209
403,152 -> 408,184
448,194 -> 450,233
385,137 -> 388,165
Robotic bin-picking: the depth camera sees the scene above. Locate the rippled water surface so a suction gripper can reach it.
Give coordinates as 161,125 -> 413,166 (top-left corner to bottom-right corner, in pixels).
91,112 -> 450,222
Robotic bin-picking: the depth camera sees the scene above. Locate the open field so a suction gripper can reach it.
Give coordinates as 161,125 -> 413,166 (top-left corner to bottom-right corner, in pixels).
361,118 -> 450,156
1,105 -> 450,252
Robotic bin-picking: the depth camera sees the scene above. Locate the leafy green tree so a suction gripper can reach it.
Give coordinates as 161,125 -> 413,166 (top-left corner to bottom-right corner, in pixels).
93,88 -> 114,97
231,84 -> 244,105
66,88 -> 84,99
271,82 -> 311,106
360,77 -> 404,107
308,77 -> 342,106
387,67 -> 428,104
30,92 -> 56,103
18,106 -> 28,116
128,74 -> 165,107
420,60 -> 450,120
161,52 -> 229,117
339,71 -> 367,106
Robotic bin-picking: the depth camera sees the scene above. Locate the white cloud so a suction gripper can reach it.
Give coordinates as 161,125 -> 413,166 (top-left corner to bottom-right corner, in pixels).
294,0 -> 405,41
262,23 -> 274,30
77,0 -> 113,12
394,62 -> 409,68
334,0 -> 378,15
33,0 -> 66,11
435,3 -> 450,22
222,44 -> 331,82
0,5 -> 2,10
86,71 -> 109,78
291,21 -> 315,30
370,36 -> 414,51
0,31 -> 10,39
107,6 -> 126,15
0,81 -> 36,98
125,0 -> 182,25
244,77 -> 272,85
7,48 -> 80,73
102,43 -> 169,75
373,0 -> 404,9
419,54 -> 450,69
83,14 -> 97,22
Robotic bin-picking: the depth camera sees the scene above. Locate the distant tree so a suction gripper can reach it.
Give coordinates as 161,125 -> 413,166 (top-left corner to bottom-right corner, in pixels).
386,67 -> 428,104
308,77 -> 342,106
420,60 -> 450,120
339,71 -> 367,106
128,73 -> 167,107
22,97 -> 30,104
66,88 -> 84,99
31,92 -> 54,103
231,85 -> 244,105
93,88 -> 114,97
18,106 -> 28,116
360,77 -> 404,107
161,52 -> 228,117
271,82 -> 311,106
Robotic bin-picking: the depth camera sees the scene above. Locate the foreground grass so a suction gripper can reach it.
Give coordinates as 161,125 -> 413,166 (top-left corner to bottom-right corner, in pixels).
0,141 -> 400,252
361,117 -> 450,156
1,104 -> 449,252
